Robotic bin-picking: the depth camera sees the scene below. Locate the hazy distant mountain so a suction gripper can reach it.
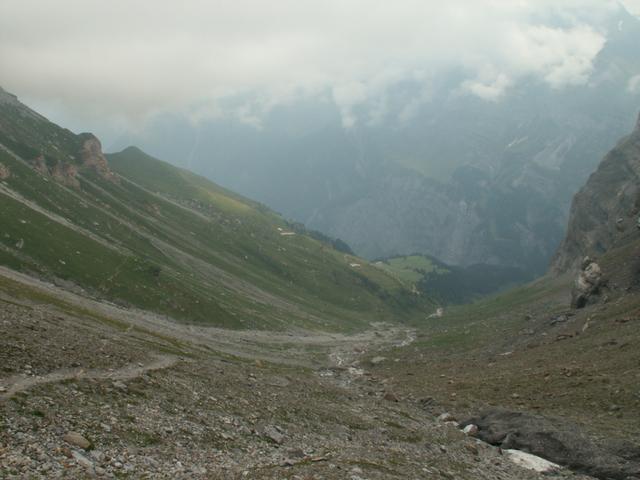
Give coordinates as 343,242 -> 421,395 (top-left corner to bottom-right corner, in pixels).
111,7 -> 640,285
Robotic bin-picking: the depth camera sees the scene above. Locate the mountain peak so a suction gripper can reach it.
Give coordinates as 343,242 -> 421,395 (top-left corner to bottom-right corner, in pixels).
120,145 -> 146,156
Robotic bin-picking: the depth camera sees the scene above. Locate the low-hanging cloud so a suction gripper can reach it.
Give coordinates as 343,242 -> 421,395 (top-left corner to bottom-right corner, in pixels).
0,0 -> 628,128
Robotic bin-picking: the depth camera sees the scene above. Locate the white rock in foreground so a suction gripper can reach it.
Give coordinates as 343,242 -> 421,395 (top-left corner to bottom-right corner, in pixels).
462,424 -> 478,436
505,449 -> 560,473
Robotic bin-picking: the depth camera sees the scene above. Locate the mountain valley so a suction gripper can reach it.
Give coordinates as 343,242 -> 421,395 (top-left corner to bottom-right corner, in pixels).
1,82 -> 640,479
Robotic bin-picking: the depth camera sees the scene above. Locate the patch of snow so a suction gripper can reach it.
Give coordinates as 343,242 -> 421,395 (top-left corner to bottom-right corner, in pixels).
506,136 -> 528,149
505,449 -> 560,473
628,74 -> 640,94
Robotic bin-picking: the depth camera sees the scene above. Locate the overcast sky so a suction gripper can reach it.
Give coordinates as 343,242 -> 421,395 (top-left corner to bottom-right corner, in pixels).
1,0 -> 639,133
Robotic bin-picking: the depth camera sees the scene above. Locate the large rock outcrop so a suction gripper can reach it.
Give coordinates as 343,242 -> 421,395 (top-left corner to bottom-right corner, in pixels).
25,135 -> 117,188
29,154 -> 80,189
0,162 -> 10,180
461,408 -> 640,480
78,133 -> 118,183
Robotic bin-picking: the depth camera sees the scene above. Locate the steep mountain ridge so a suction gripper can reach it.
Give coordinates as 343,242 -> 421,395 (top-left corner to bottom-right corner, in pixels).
551,111 -> 640,276
0,88 -> 424,331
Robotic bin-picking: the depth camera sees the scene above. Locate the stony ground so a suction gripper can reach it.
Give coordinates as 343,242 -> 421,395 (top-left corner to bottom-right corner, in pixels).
0,270 -> 599,479
370,291 -> 640,439
366,279 -> 640,479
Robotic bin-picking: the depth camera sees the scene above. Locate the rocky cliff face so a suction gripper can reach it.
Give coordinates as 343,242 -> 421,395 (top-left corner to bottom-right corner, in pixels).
78,134 -> 119,183
0,87 -> 117,188
551,112 -> 640,275
308,161 -> 565,276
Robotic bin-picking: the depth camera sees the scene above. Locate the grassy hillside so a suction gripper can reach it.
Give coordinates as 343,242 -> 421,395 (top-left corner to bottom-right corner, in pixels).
374,253 -> 530,304
0,89 -> 428,330
374,255 -> 449,284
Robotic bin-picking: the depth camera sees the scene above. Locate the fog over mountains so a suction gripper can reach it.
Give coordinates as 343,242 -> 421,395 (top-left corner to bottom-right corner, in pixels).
103,6 -> 640,285
4,1 -> 640,290
4,3 -> 640,477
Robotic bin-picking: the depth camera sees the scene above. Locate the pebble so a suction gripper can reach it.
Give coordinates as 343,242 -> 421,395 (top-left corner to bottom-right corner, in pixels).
383,391 -> 399,402
72,450 -> 94,469
112,380 -> 127,390
465,443 -> 479,455
287,448 -> 306,459
62,432 -> 91,449
263,426 -> 285,444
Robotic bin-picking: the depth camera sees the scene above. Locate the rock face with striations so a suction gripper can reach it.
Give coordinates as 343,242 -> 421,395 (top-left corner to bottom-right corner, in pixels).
551,112 -> 640,276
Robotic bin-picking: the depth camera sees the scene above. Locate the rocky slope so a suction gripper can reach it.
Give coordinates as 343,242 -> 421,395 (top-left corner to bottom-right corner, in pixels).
368,272 -> 640,479
0,264 -> 592,480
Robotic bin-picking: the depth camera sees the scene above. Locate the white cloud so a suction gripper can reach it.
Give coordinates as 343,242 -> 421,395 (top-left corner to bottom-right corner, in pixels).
462,72 -> 513,101
629,74 -> 640,93
517,25 -> 606,88
621,0 -> 640,16
398,85 -> 434,124
0,0 -> 624,128
332,82 -> 369,128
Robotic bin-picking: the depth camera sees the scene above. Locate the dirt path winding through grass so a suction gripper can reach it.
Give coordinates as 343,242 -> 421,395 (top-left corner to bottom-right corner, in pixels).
0,265 -> 417,370
0,354 -> 178,402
